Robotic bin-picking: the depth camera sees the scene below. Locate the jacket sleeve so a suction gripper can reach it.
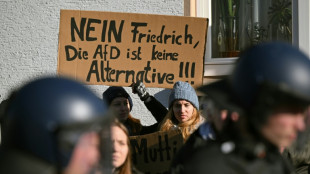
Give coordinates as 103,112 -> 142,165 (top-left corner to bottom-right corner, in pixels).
144,96 -> 168,123
138,96 -> 169,135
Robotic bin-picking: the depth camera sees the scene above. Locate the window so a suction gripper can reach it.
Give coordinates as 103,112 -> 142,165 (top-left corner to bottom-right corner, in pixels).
185,0 -> 310,76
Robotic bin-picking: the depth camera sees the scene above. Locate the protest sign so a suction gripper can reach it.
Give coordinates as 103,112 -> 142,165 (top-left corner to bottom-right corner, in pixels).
129,130 -> 183,174
58,10 -> 208,88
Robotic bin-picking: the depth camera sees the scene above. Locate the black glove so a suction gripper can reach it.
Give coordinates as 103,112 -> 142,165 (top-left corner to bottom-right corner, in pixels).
131,81 -> 150,101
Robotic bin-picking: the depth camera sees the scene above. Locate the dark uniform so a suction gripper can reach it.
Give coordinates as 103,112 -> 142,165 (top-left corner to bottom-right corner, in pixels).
173,42 -> 310,174
170,121 -> 215,171
180,140 -> 292,174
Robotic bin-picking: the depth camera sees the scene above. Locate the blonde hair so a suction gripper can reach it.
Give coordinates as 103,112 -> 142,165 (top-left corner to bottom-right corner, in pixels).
159,107 -> 201,141
112,120 -> 132,174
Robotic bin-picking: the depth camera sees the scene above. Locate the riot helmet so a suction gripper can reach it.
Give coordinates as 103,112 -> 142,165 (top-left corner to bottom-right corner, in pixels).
198,42 -> 310,128
230,42 -> 310,110
230,42 -> 310,129
2,76 -> 112,173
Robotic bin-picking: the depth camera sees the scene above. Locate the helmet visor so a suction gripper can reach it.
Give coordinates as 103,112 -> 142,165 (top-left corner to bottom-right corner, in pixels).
55,112 -> 114,174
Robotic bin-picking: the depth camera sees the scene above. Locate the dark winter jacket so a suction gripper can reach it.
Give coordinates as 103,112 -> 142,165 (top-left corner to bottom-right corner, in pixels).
0,148 -> 56,174
125,96 -> 168,136
170,122 -> 216,169
171,138 -> 293,174
144,96 -> 168,122
113,165 -> 144,174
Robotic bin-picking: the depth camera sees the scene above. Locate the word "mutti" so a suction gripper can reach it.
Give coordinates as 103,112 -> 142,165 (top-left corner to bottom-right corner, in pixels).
130,134 -> 180,164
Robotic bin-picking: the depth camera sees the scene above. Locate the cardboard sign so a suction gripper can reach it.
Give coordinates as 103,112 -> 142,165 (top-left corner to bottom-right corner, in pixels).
58,10 -> 208,88
129,130 -> 183,174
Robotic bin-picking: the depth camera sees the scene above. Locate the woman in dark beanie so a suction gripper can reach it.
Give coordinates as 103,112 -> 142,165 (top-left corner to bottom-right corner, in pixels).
103,86 -> 164,136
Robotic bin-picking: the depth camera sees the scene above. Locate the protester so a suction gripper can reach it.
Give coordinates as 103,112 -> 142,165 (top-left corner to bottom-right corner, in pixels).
0,77 -> 112,174
173,42 -> 310,174
111,119 -> 143,174
170,80 -> 241,171
103,86 -> 165,136
132,81 -> 205,141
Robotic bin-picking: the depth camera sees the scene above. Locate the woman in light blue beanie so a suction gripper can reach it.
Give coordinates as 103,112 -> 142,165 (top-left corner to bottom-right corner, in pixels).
159,81 -> 205,141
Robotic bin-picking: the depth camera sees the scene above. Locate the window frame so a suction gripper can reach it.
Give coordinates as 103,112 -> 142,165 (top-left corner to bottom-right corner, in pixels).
186,0 -> 310,76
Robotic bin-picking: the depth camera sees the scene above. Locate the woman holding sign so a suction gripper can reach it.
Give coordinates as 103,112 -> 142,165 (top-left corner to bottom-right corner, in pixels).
103,86 -> 166,136
132,81 -> 205,141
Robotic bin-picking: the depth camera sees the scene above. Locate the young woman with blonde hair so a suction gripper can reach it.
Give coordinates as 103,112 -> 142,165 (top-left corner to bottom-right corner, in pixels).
132,80 -> 205,141
159,81 -> 205,141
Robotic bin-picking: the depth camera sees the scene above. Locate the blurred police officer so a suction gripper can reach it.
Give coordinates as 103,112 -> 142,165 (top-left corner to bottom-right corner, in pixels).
173,42 -> 310,174
0,77 -> 112,174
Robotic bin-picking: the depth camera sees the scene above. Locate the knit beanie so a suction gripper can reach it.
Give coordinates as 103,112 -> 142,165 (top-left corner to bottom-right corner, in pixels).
102,86 -> 133,111
168,81 -> 199,109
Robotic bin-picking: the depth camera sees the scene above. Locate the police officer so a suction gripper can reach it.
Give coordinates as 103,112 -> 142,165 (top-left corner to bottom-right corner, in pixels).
173,42 -> 310,174
0,77 -> 112,174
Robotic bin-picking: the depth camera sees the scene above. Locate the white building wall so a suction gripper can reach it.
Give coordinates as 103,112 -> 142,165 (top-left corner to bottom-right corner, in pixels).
0,0 -> 183,125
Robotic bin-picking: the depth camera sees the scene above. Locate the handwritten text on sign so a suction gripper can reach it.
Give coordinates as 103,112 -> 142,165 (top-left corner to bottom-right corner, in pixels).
129,130 -> 183,174
57,10 -> 208,88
